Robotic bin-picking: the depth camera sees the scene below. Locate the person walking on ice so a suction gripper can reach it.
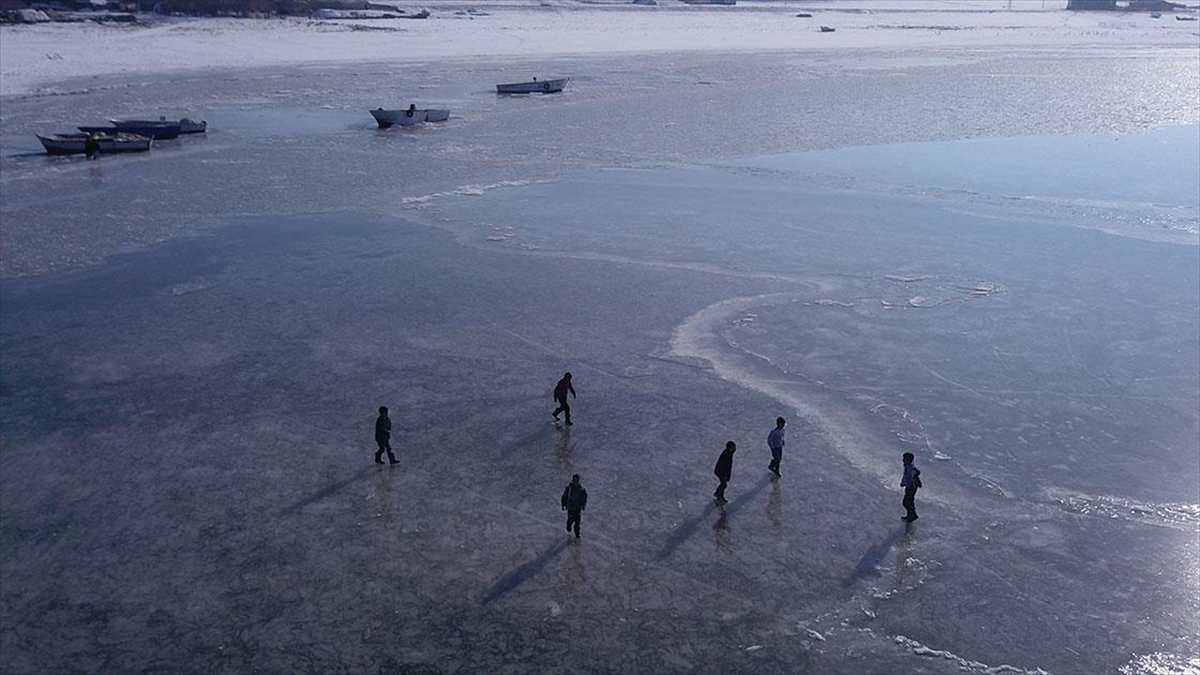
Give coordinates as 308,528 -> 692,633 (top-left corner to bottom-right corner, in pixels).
767,416 -> 786,478
375,406 -> 398,465
552,372 -> 576,425
901,452 -> 922,522
713,441 -> 737,504
561,473 -> 588,538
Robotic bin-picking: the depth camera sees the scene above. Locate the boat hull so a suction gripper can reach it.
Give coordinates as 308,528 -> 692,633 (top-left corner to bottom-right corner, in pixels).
496,78 -> 567,94
37,132 -> 153,155
371,108 -> 450,128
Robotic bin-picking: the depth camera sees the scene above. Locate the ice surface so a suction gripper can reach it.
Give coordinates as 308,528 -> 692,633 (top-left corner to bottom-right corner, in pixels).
2,40 -> 1198,675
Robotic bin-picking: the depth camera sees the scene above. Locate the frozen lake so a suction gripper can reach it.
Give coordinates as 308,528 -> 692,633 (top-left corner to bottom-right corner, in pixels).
1,49 -> 1198,674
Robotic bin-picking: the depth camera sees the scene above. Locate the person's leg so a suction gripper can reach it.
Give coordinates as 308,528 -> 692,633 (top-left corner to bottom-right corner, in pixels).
567,510 -> 579,534
375,441 -> 386,464
572,510 -> 581,537
770,447 -> 782,475
903,487 -> 918,521
715,479 -> 727,500
563,401 -> 572,425
385,440 -> 398,464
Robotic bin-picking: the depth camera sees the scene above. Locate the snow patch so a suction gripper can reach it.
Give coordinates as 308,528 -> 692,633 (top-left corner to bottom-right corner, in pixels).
1119,652 -> 1200,675
894,635 -> 1050,675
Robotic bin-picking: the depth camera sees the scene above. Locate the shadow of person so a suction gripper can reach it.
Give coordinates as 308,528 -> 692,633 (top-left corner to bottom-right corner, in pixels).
713,504 -> 733,554
279,465 -> 376,516
375,464 -> 395,522
497,424 -> 557,460
842,526 -> 909,588
481,539 -> 569,606
893,524 -> 915,585
767,478 -> 782,530
555,425 -> 573,471
656,474 -> 771,560
562,538 -> 587,590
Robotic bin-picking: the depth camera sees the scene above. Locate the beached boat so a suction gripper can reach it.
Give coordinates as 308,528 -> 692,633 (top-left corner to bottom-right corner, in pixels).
112,117 -> 207,134
495,77 -> 567,94
1176,14 -> 1197,20
370,106 -> 450,128
79,121 -> 180,140
37,132 -> 152,156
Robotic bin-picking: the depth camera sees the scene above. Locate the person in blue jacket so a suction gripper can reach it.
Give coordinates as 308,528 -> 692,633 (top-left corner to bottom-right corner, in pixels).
561,473 -> 588,538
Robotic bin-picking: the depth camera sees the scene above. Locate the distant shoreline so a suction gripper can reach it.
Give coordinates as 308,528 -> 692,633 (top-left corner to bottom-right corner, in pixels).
2,0 -> 1197,97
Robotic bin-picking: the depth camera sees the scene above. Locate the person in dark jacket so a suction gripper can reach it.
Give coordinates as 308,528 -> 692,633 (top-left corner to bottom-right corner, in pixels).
552,372 -> 576,425
901,452 -> 922,522
713,441 -> 737,503
375,406 -> 398,465
561,473 -> 588,538
767,416 -> 786,478
85,133 -> 100,160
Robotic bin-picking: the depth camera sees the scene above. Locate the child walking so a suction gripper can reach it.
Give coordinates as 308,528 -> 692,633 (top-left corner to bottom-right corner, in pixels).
901,452 -> 922,522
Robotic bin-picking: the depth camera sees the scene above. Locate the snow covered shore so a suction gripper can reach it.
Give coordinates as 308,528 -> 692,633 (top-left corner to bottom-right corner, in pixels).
2,0 -> 1197,97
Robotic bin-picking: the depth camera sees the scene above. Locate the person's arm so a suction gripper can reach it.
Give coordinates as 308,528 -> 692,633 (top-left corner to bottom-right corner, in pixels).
580,488 -> 587,510
569,383 -> 576,398
562,486 -> 569,509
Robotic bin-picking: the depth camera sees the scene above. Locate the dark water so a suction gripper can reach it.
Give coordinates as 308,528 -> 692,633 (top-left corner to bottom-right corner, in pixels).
1,49 -> 1197,674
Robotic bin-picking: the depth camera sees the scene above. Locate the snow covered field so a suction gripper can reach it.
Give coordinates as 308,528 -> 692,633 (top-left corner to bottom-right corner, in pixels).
1,2 -> 1199,674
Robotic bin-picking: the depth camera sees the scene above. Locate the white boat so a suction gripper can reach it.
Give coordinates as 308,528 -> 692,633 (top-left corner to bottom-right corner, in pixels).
112,117 -> 207,134
495,77 -> 567,94
370,106 -> 450,128
36,132 -> 152,156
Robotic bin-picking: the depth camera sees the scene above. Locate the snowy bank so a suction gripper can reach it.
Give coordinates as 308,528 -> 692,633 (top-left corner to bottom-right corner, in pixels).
1,0 -> 1198,96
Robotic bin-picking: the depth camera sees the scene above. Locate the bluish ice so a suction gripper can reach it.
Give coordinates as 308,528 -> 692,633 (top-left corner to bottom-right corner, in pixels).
1,50 -> 1197,674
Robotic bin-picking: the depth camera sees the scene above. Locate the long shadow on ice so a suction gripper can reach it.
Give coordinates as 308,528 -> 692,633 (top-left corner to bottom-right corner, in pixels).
655,474 -> 772,561
278,465 -> 376,516
481,539 -> 570,606
842,525 -> 911,588
496,423 -> 558,460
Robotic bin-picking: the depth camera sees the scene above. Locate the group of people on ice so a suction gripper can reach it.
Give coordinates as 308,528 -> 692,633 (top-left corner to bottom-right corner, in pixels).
374,370 -> 923,539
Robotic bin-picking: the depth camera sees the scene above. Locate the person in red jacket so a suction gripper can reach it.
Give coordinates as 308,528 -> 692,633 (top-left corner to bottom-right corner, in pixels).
552,372 -> 576,425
